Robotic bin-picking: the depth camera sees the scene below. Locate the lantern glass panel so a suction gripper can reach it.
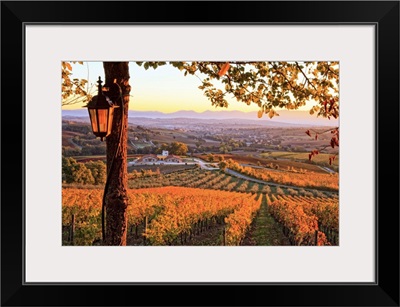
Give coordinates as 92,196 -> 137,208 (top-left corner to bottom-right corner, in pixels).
89,109 -> 98,133
97,109 -> 109,133
107,107 -> 115,135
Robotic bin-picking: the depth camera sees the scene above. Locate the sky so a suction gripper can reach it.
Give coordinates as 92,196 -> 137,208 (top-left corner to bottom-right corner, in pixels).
62,62 -> 319,115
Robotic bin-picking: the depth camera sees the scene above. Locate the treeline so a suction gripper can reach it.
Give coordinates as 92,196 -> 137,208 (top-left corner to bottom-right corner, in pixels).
62,157 -> 106,185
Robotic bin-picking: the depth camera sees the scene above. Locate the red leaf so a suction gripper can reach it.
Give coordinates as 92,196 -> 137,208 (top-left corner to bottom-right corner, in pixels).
329,158 -> 332,165
330,138 -> 335,148
329,101 -> 335,112
315,134 -> 318,140
334,138 -> 339,146
323,101 -> 328,113
305,130 -> 311,137
309,153 -> 312,161
218,62 -> 230,77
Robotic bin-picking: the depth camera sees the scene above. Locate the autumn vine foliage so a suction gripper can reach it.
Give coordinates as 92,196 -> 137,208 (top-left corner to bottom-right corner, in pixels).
62,186 -> 262,246
267,194 -> 338,246
223,159 -> 338,191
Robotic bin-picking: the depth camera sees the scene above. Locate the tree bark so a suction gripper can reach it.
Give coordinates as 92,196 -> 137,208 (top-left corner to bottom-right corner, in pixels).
103,62 -> 130,246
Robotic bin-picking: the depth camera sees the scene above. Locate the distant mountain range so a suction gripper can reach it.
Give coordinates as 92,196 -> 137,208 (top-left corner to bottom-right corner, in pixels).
62,109 -> 339,127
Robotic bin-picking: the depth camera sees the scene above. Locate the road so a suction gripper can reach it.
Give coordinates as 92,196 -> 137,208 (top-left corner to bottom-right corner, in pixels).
317,166 -> 336,174
191,158 -> 219,170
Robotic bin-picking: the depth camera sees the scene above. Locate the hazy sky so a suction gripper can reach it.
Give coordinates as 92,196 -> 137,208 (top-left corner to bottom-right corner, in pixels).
62,62 -> 318,115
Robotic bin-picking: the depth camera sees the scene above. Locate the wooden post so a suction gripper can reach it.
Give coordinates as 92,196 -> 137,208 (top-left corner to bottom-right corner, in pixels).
143,216 -> 148,245
314,230 -> 318,246
70,214 -> 75,245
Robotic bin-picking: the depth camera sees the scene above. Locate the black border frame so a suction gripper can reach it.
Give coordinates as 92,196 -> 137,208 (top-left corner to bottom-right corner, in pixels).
1,1 -> 399,306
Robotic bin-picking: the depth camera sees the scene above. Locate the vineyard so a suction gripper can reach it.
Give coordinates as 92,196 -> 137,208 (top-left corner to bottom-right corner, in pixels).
62,186 -> 339,246
267,194 -> 338,245
223,159 -> 339,191
126,168 -> 332,198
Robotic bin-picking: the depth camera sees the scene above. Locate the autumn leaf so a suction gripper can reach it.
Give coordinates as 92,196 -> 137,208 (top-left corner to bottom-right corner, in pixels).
257,110 -> 263,118
268,109 -> 275,119
334,138 -> 339,146
305,130 -> 311,137
218,62 -> 230,77
329,100 -> 335,112
323,101 -> 328,113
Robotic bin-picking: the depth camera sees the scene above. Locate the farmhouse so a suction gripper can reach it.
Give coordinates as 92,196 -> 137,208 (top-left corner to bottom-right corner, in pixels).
165,155 -> 182,163
137,154 -> 158,163
135,153 -> 183,165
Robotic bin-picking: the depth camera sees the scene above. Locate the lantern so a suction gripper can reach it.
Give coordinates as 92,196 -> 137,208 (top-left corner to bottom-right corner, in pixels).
85,76 -> 118,141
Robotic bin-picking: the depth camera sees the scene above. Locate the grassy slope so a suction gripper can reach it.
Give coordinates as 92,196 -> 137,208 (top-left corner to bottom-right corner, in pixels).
241,194 -> 290,246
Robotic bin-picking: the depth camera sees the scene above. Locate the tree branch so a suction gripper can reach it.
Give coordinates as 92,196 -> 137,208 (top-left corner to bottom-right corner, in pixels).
295,61 -> 318,93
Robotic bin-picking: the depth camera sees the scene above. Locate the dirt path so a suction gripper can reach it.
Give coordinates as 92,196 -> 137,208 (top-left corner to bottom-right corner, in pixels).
241,194 -> 291,246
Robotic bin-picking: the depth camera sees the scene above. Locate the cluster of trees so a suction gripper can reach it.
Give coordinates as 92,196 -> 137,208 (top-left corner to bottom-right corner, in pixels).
206,154 -> 224,162
62,122 -> 91,134
62,144 -> 107,157
155,142 -> 188,156
62,157 -> 106,185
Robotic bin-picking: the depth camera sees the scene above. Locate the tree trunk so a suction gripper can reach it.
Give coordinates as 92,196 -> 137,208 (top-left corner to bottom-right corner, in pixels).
103,62 -> 131,246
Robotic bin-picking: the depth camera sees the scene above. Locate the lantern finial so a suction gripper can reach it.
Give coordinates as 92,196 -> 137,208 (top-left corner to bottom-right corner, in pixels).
97,76 -> 103,93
